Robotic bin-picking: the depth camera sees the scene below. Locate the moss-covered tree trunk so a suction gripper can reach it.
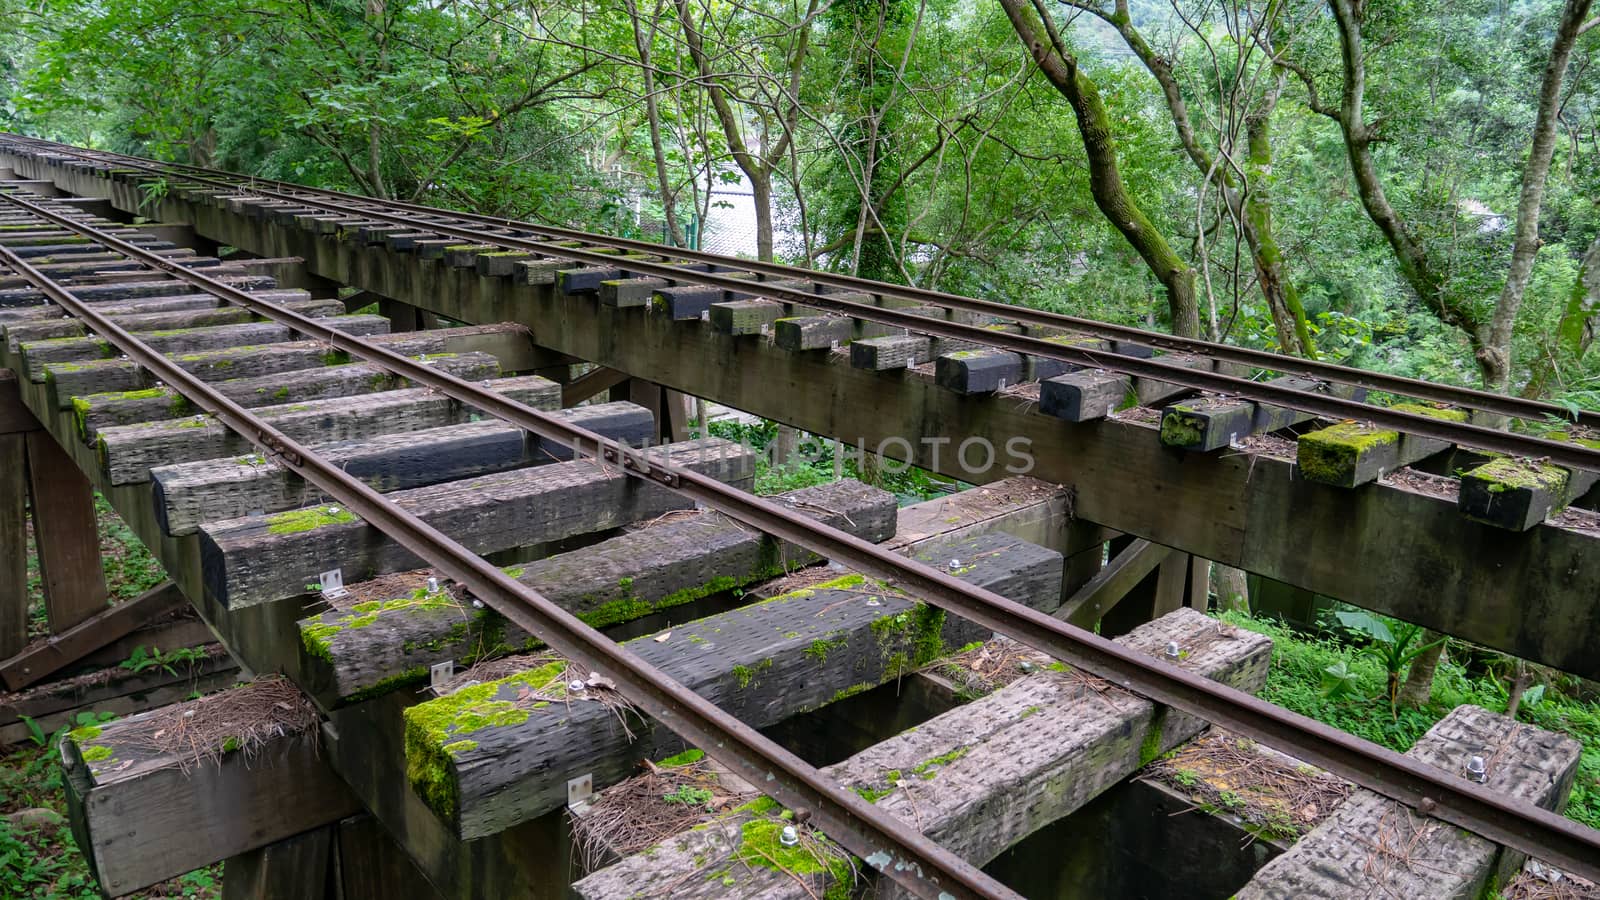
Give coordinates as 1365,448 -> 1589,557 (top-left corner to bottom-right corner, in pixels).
1397,632 -> 1444,708
999,0 -> 1200,337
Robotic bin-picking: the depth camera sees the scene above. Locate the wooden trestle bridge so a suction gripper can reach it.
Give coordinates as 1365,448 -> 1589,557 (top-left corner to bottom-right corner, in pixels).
0,134 -> 1596,900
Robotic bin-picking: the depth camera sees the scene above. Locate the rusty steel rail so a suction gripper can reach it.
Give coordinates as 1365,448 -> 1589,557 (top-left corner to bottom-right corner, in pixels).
0,198 -> 1016,900
7,132 -> 1598,434
5,185 -> 1600,883
7,142 -> 1600,473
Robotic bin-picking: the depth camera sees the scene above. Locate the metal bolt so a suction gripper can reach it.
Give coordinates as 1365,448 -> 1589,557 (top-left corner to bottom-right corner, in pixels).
1018,660 -> 1036,674
326,506 -> 340,515
778,825 -> 799,847
948,559 -> 962,571
568,679 -> 587,693
1466,755 -> 1487,783
427,576 -> 440,594
1165,641 -> 1181,659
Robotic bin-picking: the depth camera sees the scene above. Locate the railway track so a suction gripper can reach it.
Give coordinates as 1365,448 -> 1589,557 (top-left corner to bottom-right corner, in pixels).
0,158 -> 1596,891
4,134 -> 1600,477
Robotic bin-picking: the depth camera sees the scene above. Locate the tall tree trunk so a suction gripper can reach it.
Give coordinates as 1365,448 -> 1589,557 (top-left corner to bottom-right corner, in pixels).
1211,564 -> 1250,614
1487,0 -> 1595,391
1080,0 -> 1312,355
751,174 -> 775,263
999,0 -> 1200,337
628,0 -> 688,248
1326,0 -> 1459,336
1243,85 -> 1317,358
1397,632 -> 1445,708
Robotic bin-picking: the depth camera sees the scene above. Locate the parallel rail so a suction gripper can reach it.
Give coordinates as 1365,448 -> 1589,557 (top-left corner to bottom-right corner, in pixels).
5,135 -> 1600,472
1,182 -> 1598,883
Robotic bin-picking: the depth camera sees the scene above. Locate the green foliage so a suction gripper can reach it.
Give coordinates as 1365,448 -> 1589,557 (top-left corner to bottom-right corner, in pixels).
661,785 -> 715,808
1219,611 -> 1600,830
1326,609 -> 1446,712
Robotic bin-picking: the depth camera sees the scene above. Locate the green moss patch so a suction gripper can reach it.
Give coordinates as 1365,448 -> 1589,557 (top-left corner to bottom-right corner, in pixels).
1297,422 -> 1399,484
403,660 -> 569,821
265,506 -> 355,535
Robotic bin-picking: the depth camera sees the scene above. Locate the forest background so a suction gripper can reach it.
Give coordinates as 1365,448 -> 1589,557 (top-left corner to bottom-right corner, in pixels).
2,0 -> 1596,408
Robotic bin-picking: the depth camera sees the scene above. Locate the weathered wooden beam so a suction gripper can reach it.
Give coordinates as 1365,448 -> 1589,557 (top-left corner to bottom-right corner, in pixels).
17,315 -> 391,382
561,365 -> 630,407
41,322 -> 534,404
1295,403 -> 1467,488
200,438 -> 754,609
1457,446 -> 1600,531
298,479 -> 896,705
95,374 -> 559,485
221,826 -> 334,900
74,351 -> 503,443
0,290 -> 277,329
709,299 -> 784,336
572,608 -> 1273,900
62,678 -> 361,898
153,401 -> 653,537
1160,376 -> 1365,452
1054,538 -> 1172,628
26,429 -> 109,632
0,273 -> 275,307
1237,705 -> 1581,899
1,294 -> 338,351
0,649 -> 239,745
404,528 -> 1062,840
0,431 -> 25,659
851,334 -> 930,370
1039,354 -> 1213,422
0,581 -> 187,691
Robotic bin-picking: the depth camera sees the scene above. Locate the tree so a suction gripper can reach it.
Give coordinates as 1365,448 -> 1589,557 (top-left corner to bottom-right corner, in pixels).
1286,0 -> 1596,391
998,0 -> 1202,337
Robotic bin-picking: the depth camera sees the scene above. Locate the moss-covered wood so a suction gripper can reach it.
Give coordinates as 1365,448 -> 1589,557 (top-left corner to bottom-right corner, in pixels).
200,438 -> 754,608
1296,402 -> 1466,487
153,400 -> 648,537
1458,455 -> 1597,531
405,530 -> 1062,839
573,608 -> 1272,900
298,479 -> 896,705
96,374 -> 559,486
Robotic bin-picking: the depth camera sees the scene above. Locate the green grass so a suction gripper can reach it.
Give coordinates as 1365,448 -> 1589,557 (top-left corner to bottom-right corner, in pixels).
701,418 -> 963,504
1220,611 -> 1600,830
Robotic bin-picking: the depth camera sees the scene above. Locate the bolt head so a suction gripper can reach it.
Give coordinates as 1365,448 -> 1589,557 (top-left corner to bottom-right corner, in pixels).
1165,641 -> 1181,658
568,679 -> 587,692
948,559 -> 962,571
778,825 -> 799,846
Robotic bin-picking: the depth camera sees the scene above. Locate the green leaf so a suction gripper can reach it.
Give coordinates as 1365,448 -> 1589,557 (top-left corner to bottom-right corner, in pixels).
1333,610 -> 1394,645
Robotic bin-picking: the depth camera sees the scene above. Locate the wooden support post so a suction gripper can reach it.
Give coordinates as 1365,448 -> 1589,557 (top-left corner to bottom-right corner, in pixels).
332,815 -> 441,900
1152,551 -> 1189,618
25,430 -> 107,633
1055,538 -> 1171,628
0,432 -> 27,659
222,826 -> 335,900
1186,555 -> 1211,611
